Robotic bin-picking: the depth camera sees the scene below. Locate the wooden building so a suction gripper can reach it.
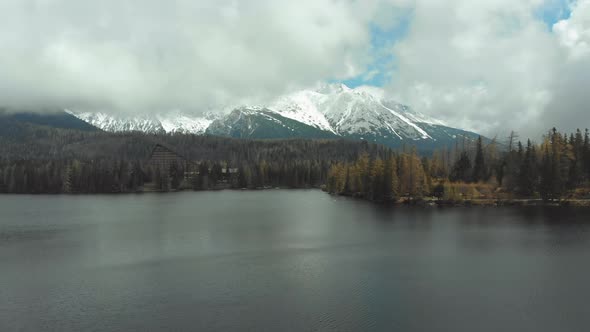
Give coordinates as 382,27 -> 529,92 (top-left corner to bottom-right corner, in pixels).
149,144 -> 195,175
148,143 -> 238,183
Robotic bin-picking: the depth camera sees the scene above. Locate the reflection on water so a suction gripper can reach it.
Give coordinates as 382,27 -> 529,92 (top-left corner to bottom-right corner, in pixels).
1,191 -> 590,332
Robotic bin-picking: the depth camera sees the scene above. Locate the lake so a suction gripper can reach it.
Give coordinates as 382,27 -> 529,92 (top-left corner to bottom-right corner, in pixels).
1,190 -> 590,331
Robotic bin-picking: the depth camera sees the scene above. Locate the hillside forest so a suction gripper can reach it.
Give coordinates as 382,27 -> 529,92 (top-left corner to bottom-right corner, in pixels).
1,116 -> 589,203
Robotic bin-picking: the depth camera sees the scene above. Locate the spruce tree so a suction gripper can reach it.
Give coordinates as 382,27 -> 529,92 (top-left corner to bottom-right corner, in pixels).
450,152 -> 472,183
518,140 -> 536,196
472,136 -> 486,182
539,144 -> 553,201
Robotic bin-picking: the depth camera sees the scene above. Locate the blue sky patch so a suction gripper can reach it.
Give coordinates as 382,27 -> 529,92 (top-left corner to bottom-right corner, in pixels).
338,1 -> 572,88
339,13 -> 412,88
535,0 -> 572,30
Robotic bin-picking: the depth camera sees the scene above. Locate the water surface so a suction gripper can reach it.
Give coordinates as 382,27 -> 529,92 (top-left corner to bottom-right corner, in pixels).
1,190 -> 590,331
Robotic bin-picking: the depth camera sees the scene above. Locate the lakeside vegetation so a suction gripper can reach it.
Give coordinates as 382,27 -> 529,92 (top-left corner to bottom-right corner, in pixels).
327,128 -> 590,204
2,117 -> 590,206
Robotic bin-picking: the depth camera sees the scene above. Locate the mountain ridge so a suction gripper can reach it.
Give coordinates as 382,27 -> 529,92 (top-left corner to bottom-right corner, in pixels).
65,84 -> 484,151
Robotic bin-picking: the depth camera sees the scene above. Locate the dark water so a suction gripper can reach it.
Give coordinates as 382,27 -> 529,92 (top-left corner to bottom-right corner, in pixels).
1,191 -> 590,332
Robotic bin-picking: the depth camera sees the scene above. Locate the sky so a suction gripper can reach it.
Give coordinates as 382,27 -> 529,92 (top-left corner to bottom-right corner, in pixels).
0,0 -> 589,138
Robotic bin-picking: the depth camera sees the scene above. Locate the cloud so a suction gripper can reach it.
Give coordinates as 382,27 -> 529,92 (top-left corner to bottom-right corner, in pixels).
1,0 -> 589,138
386,0 -> 588,138
554,0 -> 590,58
544,0 -> 590,135
392,0 -> 562,135
0,0 -> 401,113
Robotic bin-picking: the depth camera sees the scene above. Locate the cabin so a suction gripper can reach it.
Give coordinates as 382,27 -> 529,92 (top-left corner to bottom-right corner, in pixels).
149,144 -> 195,176
148,143 -> 239,189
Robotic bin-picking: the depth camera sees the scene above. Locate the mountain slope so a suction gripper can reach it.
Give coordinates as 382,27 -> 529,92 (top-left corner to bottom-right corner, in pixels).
67,110 -> 216,134
66,84 -> 485,151
263,84 -> 481,150
206,108 -> 337,139
68,111 -> 165,133
1,111 -> 99,132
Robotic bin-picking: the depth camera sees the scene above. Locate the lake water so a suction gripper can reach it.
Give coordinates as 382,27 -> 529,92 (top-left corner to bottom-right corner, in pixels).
1,190 -> 590,331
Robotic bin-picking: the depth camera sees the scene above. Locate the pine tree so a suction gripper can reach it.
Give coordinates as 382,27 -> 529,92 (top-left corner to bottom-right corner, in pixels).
61,164 -> 72,194
472,136 -> 486,182
356,153 -> 370,194
540,143 -> 554,201
370,158 -> 385,202
518,140 -> 537,196
550,128 -> 566,197
450,152 -> 472,183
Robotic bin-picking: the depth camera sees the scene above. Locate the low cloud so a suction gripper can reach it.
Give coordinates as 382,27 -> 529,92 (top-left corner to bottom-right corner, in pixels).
0,0 -> 401,113
387,0 -> 590,138
1,0 -> 589,138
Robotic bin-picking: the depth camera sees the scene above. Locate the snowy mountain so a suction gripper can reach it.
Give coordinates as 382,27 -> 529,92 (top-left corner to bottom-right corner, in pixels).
269,84 -> 446,140
65,110 -> 217,134
206,107 -> 337,139
67,84 -> 483,151
206,84 -> 481,150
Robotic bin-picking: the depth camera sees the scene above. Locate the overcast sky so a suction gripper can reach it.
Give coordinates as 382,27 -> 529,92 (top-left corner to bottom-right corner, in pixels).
0,0 -> 589,137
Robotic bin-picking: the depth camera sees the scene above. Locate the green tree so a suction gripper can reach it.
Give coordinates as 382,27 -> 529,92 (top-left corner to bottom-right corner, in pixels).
472,136 -> 486,182
450,152 -> 472,183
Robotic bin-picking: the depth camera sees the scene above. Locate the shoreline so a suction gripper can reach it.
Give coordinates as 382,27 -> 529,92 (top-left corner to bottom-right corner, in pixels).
429,198 -> 590,207
326,192 -> 590,207
3,187 -> 590,207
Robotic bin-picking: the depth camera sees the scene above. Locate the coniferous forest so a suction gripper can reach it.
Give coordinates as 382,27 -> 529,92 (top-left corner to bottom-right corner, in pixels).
327,128 -> 590,203
0,119 -> 388,193
2,118 -> 590,203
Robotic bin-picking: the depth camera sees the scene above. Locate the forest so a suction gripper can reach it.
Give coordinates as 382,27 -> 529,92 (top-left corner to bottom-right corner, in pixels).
2,116 -> 590,202
0,120 -> 389,193
327,128 -> 590,203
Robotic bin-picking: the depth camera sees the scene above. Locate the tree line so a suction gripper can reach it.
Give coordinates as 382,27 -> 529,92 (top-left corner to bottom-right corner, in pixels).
0,157 -> 372,194
327,128 -> 590,202
3,119 -> 589,199
0,122 -> 392,193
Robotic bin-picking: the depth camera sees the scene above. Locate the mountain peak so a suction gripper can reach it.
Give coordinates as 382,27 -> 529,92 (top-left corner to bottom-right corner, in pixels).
339,83 -> 352,92
66,84 -> 480,152
315,82 -> 352,95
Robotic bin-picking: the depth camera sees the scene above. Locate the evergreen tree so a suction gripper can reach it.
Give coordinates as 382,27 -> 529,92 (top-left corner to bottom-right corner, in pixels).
518,140 -> 537,196
472,136 -> 486,182
540,144 -> 554,201
550,128 -> 566,197
450,152 -> 472,183
384,156 -> 399,201
370,158 -> 385,201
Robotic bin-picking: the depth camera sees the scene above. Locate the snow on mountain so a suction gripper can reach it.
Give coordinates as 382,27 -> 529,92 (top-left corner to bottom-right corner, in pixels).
65,110 -> 216,134
267,83 -> 445,141
269,90 -> 337,134
156,112 -> 216,134
206,107 -> 337,139
66,83 -> 480,151
65,110 -> 165,133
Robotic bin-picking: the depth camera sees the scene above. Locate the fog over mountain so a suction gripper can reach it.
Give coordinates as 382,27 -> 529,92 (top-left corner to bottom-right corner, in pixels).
1,0 -> 589,137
